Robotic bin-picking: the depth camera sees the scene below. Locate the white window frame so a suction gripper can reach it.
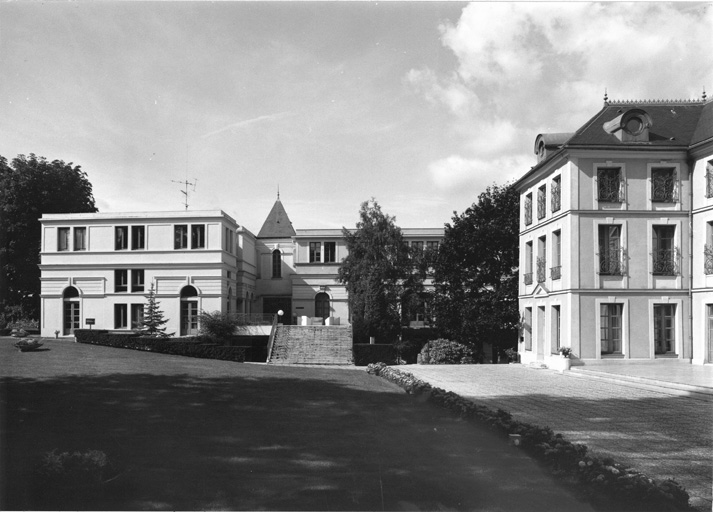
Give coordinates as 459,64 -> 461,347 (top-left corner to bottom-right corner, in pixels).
647,162 -> 681,211
647,298 -> 683,359
595,297 -> 630,359
593,217 -> 629,288
593,161 -> 627,210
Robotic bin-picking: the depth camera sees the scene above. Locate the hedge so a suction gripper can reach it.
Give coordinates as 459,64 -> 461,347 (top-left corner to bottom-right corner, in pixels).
353,344 -> 397,366
74,330 -> 246,362
366,363 -> 692,512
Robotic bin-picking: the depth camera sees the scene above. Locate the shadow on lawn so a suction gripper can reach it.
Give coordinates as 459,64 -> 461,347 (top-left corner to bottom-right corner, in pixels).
1,370 -> 593,512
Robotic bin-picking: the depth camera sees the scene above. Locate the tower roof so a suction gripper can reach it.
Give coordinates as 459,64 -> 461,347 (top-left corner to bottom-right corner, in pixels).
257,199 -> 296,238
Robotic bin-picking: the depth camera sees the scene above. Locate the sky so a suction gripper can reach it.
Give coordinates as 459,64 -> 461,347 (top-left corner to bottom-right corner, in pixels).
1,2 -> 712,233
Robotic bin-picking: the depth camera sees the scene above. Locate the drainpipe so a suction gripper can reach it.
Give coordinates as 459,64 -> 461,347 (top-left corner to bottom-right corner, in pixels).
688,158 -> 694,363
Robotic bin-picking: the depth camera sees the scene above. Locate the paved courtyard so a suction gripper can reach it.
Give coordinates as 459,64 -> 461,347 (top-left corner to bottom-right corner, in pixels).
402,364 -> 713,511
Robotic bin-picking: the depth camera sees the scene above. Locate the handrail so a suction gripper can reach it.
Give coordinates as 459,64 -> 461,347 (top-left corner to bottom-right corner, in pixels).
265,313 -> 279,363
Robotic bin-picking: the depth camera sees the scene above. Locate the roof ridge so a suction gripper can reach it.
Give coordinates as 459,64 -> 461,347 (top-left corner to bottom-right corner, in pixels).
607,98 -> 704,106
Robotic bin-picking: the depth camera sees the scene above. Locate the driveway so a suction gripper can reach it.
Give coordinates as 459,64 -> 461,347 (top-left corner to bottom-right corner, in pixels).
402,364 -> 712,511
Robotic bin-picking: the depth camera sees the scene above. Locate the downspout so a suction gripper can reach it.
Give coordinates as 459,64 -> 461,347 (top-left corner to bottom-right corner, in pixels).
687,158 -> 694,363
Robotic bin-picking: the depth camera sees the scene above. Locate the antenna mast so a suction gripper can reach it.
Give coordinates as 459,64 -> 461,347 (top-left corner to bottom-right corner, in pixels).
171,179 -> 198,210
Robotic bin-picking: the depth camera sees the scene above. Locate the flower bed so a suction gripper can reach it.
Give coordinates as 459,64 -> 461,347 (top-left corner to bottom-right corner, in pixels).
366,362 -> 692,511
74,330 -> 246,362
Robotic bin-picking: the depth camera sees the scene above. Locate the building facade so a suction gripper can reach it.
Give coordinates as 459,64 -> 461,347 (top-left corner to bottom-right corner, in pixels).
40,201 -> 444,337
515,97 -> 713,366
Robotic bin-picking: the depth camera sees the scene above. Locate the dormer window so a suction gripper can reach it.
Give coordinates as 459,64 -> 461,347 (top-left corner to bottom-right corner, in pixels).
603,108 -> 652,142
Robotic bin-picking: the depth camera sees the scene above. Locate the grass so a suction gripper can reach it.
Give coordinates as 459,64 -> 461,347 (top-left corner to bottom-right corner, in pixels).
0,338 -> 595,511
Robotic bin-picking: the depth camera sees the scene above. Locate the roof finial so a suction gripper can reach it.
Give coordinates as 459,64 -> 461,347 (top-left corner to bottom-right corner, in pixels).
603,88 -> 609,105
703,86 -> 707,101
277,184 -> 280,201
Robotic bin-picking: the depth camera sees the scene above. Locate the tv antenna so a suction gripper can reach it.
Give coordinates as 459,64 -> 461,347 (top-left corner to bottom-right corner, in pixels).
171,179 -> 198,210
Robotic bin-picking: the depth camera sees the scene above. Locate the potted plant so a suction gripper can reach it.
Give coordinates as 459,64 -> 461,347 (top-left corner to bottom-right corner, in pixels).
553,346 -> 573,372
504,347 -> 519,364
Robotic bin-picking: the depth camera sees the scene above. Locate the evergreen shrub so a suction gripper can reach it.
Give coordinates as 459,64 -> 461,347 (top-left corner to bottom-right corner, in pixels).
353,344 -> 396,366
417,338 -> 475,364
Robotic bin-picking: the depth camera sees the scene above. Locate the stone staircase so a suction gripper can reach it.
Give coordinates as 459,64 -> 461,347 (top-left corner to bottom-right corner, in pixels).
268,325 -> 353,365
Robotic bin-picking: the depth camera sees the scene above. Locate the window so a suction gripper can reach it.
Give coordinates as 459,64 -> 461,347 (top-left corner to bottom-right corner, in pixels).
426,241 -> 439,251
174,225 -> 188,249
115,226 -> 128,250
654,304 -> 676,354
131,303 -> 144,329
599,225 -> 622,275
651,167 -> 677,203
600,303 -> 622,354
191,225 -> 205,249
537,185 -> 546,220
524,193 -> 533,225
536,236 -> 546,283
524,308 -> 532,350
524,241 -> 533,285
324,242 -> 336,263
131,269 -> 145,292
58,227 -> 70,251
131,226 -> 145,250
552,305 -> 561,353
551,230 -> 561,280
708,305 -> 713,364
272,250 -> 281,278
114,304 -> 128,329
706,161 -> 713,199
73,227 -> 87,251
411,241 -> 424,252
115,269 -> 128,292
309,242 -> 321,263
652,225 -> 676,275
551,176 -> 561,212
597,167 -> 623,202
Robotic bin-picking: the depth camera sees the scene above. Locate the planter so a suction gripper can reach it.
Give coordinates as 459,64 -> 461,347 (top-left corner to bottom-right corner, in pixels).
549,355 -> 571,372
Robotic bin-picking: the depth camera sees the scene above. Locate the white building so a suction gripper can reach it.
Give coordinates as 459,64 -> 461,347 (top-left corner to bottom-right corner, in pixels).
39,200 -> 444,337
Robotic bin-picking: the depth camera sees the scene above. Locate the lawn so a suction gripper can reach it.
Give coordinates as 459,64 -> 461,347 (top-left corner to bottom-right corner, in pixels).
0,338 -> 593,511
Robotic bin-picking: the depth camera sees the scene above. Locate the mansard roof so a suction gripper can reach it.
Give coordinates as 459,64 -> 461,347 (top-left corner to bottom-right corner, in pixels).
514,97 -> 713,189
566,100 -> 706,148
257,199 -> 296,239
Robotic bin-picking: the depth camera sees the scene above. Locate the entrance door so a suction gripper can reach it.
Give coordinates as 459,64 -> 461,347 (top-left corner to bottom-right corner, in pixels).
654,304 -> 676,354
64,301 -> 80,335
181,301 -> 198,336
315,293 -> 330,321
536,306 -> 545,358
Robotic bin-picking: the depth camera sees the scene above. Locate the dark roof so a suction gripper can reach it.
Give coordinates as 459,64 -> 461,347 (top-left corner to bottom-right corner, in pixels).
514,99 -> 712,189
691,100 -> 713,146
567,101 -> 705,148
257,199 -> 296,238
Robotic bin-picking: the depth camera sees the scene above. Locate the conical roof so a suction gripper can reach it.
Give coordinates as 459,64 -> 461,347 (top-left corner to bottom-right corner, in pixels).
257,199 -> 296,238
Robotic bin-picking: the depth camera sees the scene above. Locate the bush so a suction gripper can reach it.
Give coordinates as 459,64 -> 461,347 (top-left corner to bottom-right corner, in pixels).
394,328 -> 435,363
353,344 -> 396,366
198,311 -> 239,340
417,339 -> 475,364
74,330 -> 245,362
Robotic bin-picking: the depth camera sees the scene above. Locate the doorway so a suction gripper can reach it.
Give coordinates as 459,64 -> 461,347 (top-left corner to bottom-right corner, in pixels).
315,293 -> 330,321
180,286 -> 199,336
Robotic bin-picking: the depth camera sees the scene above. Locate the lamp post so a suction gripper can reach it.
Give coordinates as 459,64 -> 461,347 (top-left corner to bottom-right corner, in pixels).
277,310 -> 284,325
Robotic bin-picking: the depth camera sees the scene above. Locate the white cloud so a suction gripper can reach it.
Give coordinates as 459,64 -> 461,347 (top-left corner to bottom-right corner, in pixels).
410,2 -> 713,193
428,154 -> 531,192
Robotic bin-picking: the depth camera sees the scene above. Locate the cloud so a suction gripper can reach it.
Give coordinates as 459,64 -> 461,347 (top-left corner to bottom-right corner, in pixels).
201,111 -> 294,139
428,154 -> 531,192
408,2 -> 713,193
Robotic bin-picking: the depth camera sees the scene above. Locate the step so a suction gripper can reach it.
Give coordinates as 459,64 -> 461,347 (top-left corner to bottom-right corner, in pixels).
567,368 -> 713,402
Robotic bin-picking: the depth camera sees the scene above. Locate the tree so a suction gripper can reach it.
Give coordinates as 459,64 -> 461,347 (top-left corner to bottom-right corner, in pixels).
0,154 -> 97,323
338,199 -> 414,344
433,183 -> 520,362
139,283 -> 171,337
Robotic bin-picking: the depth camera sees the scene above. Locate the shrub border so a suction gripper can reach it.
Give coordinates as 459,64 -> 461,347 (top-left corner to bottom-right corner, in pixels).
367,362 -> 692,512
74,330 -> 246,362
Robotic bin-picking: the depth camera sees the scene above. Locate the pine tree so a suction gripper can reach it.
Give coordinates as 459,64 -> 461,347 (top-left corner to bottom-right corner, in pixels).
140,282 -> 171,337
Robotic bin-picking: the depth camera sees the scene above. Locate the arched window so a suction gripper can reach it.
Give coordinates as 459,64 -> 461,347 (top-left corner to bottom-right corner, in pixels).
180,285 -> 199,335
63,286 -> 80,335
272,250 -> 281,278
315,292 -> 330,320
